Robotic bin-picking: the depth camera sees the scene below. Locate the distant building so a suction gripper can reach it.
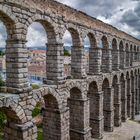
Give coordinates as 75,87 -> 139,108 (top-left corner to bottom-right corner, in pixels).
28,50 -> 46,84
64,56 -> 71,78
0,55 -> 6,80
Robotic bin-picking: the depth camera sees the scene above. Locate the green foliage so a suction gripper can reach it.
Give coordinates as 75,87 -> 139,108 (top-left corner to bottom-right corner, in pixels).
37,128 -> 43,140
32,84 -> 40,89
0,111 -> 6,131
0,51 -> 5,57
64,49 -> 71,56
0,133 -> 3,140
32,103 -> 42,118
0,76 -> 5,87
32,107 -> 41,118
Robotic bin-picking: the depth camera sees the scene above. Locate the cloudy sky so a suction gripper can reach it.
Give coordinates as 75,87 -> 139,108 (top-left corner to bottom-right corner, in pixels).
0,0 -> 140,48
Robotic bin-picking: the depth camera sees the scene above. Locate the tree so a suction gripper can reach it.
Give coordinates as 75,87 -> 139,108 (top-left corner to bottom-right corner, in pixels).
64,48 -> 71,56
0,76 -> 5,87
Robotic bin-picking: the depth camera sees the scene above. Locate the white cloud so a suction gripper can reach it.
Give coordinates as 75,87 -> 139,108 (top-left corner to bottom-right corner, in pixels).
26,22 -> 47,47
0,0 -> 139,48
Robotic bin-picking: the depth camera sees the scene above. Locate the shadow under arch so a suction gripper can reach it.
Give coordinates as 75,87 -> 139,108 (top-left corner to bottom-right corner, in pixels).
42,93 -> 62,140
88,81 -> 102,138
112,75 -> 121,127
86,33 -> 97,75
126,71 -> 132,118
119,41 -> 125,69
102,78 -> 114,132
120,73 -> 127,122
112,38 -> 119,70
101,36 -> 110,73
125,43 -> 130,67
68,87 -> 90,139
63,26 -> 85,79
0,101 -> 27,140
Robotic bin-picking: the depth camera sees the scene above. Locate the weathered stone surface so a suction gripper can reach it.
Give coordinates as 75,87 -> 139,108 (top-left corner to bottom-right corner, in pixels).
0,0 -> 140,140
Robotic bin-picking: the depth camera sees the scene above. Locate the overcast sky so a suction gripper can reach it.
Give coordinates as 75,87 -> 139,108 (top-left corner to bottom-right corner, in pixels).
0,0 -> 140,48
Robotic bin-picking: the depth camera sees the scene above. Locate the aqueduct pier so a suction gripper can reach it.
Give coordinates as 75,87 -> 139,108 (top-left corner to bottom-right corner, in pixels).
0,0 -> 140,139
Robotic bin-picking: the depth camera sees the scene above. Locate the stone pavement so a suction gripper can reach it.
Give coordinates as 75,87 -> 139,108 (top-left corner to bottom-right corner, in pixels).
92,118 -> 140,140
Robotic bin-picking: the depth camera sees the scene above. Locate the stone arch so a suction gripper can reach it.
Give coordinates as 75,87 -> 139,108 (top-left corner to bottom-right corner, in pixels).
112,38 -> 119,70
43,93 -> 62,140
134,45 -> 137,61
102,78 -> 114,131
88,81 -> 101,138
26,22 -> 47,83
68,81 -> 86,99
70,87 -> 82,99
137,46 -> 139,61
131,70 -> 135,119
68,87 -> 90,139
119,41 -> 125,69
0,98 -> 29,140
101,36 -> 111,73
130,44 -> 133,66
27,19 -> 56,44
134,69 -> 139,115
138,69 -> 140,75
112,75 -> 121,126
87,32 -> 98,75
26,14 -> 66,84
0,9 -> 22,88
120,73 -> 127,121
63,25 -> 85,78
125,43 -> 130,67
86,32 -> 97,48
65,26 -> 81,46
126,71 -> 131,118
101,36 -> 109,49
0,7 -> 17,38
0,98 -> 26,123
27,87 -> 67,140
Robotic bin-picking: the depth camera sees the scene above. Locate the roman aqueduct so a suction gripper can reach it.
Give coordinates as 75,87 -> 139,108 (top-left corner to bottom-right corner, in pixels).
0,0 -> 140,139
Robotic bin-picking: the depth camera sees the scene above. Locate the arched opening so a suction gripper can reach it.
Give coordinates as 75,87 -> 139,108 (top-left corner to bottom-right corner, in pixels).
62,30 -> 72,79
84,35 -> 90,74
130,45 -> 133,66
63,28 -> 83,79
88,81 -> 100,138
27,19 -> 62,85
126,43 -> 130,67
135,70 -> 139,115
68,87 -> 83,139
43,94 -> 61,140
32,102 -> 44,140
0,107 -> 23,139
102,78 -> 114,131
138,69 -> 140,113
0,22 -> 6,87
101,36 -> 111,73
26,22 -> 47,86
112,38 -> 119,70
120,74 -> 127,121
126,72 -> 131,118
0,10 -> 16,88
87,33 -> 97,74
0,10 -> 31,89
131,71 -> 135,119
137,47 -> 140,61
134,45 -> 137,61
112,75 -> 121,126
119,41 -> 125,69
